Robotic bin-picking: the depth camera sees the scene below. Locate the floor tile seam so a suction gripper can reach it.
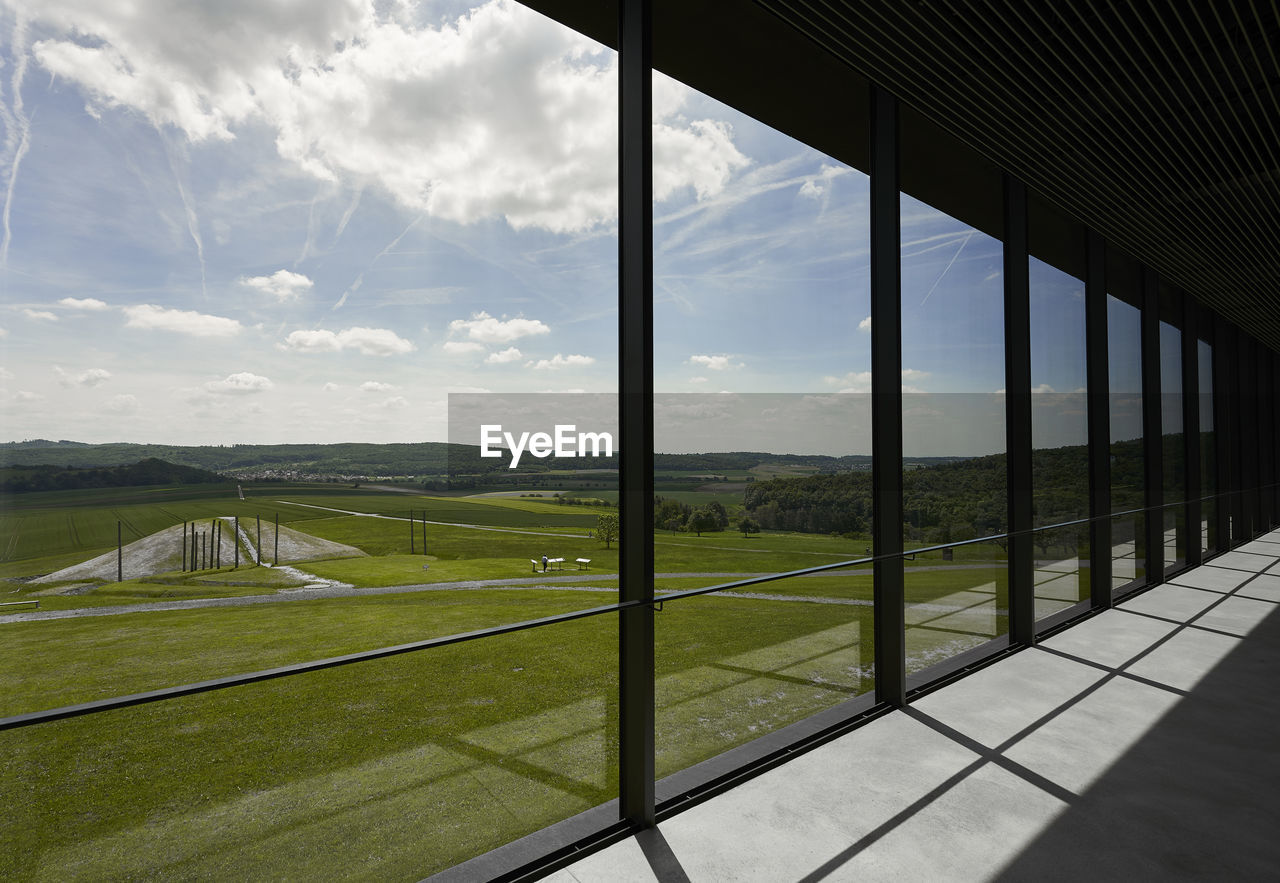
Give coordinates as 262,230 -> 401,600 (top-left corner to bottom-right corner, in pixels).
1032,644 -> 1192,697
1113,607 -> 1254,640
1165,580 -> 1246,596
900,706 -> 1079,805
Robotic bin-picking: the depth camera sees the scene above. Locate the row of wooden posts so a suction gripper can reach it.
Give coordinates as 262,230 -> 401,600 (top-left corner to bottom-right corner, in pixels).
109,509 -> 426,583
176,514 -> 280,574
408,509 -> 427,555
112,515 -> 281,583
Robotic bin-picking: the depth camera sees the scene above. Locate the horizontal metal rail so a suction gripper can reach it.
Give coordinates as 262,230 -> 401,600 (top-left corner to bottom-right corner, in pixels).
0,598 -> 649,732
2,483 -> 1274,733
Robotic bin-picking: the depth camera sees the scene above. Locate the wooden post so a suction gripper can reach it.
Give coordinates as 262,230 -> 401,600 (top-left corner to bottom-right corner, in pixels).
234,516 -> 240,569
274,512 -> 279,566
191,529 -> 197,572
182,521 -> 188,571
117,521 -> 123,583
421,513 -> 426,555
256,515 -> 261,567
215,520 -> 221,569
409,509 -> 415,554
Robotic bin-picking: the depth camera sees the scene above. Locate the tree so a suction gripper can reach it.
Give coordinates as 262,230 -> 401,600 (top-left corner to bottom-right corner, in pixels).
687,507 -> 716,537
738,516 -> 760,537
596,512 -> 619,549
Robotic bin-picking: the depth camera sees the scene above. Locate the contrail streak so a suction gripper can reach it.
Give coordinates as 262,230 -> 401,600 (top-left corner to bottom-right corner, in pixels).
1,11 -> 31,267
162,133 -> 207,296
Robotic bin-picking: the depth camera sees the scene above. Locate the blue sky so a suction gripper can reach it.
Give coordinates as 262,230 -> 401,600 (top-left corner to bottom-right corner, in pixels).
0,0 -> 1096,455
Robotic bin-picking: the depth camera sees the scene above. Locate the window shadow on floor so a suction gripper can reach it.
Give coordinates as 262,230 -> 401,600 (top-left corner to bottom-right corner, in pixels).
993,600 -> 1280,880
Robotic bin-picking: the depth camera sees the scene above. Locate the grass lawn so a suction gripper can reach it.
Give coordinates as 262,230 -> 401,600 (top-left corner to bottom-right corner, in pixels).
0,482 -> 1015,879
2,592 -> 875,880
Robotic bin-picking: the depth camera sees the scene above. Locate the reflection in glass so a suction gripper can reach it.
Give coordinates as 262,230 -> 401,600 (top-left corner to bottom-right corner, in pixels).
650,76 -> 874,778
654,571 -> 873,778
1161,322 -> 1186,573
901,192 -> 1006,673
0,616 -> 618,879
1200,339 -> 1216,554
1029,254 -> 1089,620
1108,294 -> 1146,593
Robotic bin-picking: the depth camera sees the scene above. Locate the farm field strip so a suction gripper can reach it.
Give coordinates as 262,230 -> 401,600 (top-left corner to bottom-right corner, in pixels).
273,500 -> 592,539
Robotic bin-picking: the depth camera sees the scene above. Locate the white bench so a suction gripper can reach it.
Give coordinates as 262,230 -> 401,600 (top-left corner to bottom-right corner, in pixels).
576,558 -> 591,570
549,557 -> 566,570
530,558 -> 541,572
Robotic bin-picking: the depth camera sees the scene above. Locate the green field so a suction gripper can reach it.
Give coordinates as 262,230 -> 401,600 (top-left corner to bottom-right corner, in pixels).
0,481 -> 1011,879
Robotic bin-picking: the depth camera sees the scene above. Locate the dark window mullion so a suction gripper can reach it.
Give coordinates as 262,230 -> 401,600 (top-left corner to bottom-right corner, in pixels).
870,84 -> 905,708
1003,175 -> 1033,643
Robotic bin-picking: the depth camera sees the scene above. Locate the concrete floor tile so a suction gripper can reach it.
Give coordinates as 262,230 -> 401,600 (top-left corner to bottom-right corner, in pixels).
1117,584 -> 1222,621
649,712 -> 981,881
1210,550 -> 1280,573
822,763 -> 1068,882
1192,594 -> 1278,637
911,650 -> 1104,748
1126,627 -> 1240,691
1038,609 -> 1177,669
1235,572 -> 1280,602
1167,563 -> 1250,592
1003,676 -> 1180,795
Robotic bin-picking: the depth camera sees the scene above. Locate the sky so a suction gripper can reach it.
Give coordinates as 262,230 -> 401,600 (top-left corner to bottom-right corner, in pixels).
0,0 -> 1099,455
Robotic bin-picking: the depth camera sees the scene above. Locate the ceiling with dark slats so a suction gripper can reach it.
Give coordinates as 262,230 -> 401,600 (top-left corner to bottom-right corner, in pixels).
754,0 -> 1280,349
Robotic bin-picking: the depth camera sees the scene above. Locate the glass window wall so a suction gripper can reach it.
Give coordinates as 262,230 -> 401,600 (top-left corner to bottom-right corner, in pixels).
650,70 -> 875,779
1161,320 -> 1186,573
900,109 -> 1007,675
1107,286 -> 1146,595
1028,196 -> 1089,622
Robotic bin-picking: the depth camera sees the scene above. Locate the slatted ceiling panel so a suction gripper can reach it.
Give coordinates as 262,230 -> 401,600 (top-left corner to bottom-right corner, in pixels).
755,0 -> 1280,350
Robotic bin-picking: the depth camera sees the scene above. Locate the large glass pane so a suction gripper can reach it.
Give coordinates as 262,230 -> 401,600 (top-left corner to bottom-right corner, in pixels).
0,1 -> 623,872
1108,291 -> 1146,594
901,108 -> 1007,675
1161,321 -> 1186,573
650,68 -> 874,776
1,616 -> 617,879
1200,339 -> 1216,554
1029,197 -> 1089,622
1,0 -> 622,630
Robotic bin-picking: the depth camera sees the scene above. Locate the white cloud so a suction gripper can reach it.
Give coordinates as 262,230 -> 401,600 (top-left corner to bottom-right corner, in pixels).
797,163 -> 846,199
449,311 -> 549,345
55,366 -> 112,387
14,390 -> 43,402
240,269 -> 314,301
360,380 -> 395,392
204,372 -> 273,394
58,297 -> 110,311
858,315 -> 872,333
123,304 -> 242,337
527,353 -> 594,370
0,327 -> 7,337
26,0 -> 749,234
824,370 -> 872,394
689,376 -> 708,384
105,393 -> 139,414
378,395 -> 409,410
281,326 -> 414,355
901,368 -> 931,382
23,309 -> 57,322
443,340 -> 485,356
688,354 -> 743,371
485,346 -> 522,364
0,367 -> 12,380
322,382 -> 341,392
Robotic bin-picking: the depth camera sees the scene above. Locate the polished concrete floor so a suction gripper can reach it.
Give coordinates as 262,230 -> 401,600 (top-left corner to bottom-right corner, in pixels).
550,534 -> 1280,882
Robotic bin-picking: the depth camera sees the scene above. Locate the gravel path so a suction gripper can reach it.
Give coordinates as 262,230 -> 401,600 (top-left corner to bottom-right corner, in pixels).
2,563 -> 1005,624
